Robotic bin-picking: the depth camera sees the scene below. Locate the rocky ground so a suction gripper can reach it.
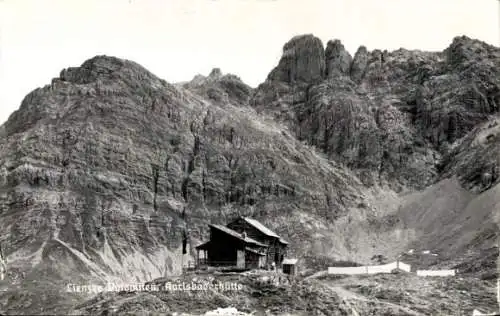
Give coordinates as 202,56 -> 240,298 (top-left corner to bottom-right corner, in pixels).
61,271 -> 498,315
0,33 -> 498,314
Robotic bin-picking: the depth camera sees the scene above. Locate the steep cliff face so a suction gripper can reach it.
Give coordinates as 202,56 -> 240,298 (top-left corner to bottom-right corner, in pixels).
0,35 -> 499,314
251,35 -> 500,191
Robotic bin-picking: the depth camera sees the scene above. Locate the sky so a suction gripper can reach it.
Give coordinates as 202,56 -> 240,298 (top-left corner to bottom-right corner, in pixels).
0,0 -> 499,125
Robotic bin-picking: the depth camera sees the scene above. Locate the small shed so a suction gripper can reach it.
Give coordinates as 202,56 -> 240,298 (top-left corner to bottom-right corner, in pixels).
282,258 -> 298,276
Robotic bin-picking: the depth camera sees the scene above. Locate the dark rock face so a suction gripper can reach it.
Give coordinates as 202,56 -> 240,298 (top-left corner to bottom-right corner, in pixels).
439,117 -> 500,193
325,39 -> 352,77
294,79 -> 437,189
350,46 -> 369,83
267,34 -> 326,83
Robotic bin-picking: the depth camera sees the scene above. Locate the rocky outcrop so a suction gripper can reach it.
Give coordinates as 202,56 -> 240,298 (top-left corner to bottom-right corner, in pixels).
267,34 -> 326,83
349,46 -> 369,83
439,117 -> 500,193
293,79 -> 437,189
182,68 -> 253,106
325,39 -> 352,77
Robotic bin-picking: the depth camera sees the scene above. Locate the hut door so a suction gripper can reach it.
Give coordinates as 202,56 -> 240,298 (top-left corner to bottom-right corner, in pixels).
237,250 -> 245,269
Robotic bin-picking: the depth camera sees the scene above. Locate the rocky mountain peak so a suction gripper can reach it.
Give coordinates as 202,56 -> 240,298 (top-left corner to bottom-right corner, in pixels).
183,68 -> 253,105
3,54 -> 175,137
350,45 -> 370,82
252,33 -> 500,192
208,68 -> 223,79
267,34 -> 326,83
448,35 -> 487,48
59,55 -> 126,84
445,35 -> 499,67
325,39 -> 352,77
59,55 -> 164,88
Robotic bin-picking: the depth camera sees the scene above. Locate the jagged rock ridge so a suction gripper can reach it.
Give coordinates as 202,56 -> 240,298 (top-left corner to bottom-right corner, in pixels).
252,34 -> 500,192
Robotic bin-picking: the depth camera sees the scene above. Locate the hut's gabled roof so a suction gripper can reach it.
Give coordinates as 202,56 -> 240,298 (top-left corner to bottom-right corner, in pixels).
234,217 -> 288,244
241,217 -> 279,238
209,224 -> 267,247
